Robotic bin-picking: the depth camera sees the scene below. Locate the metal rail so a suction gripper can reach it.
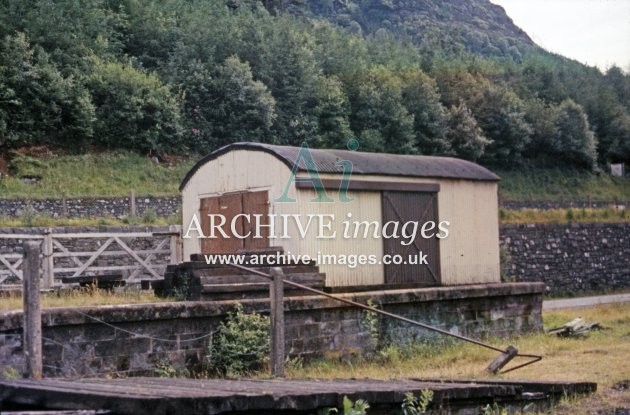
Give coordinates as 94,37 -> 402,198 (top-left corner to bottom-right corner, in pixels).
228,262 -> 542,374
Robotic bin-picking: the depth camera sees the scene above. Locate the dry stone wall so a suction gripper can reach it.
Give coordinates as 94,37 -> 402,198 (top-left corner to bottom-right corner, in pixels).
0,283 -> 543,377
500,223 -> 629,295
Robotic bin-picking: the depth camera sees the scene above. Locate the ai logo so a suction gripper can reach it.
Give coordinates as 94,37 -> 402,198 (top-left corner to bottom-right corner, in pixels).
275,140 -> 358,203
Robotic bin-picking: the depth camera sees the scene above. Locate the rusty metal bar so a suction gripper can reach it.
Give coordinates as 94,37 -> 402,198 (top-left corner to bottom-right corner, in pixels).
227,262 -> 543,374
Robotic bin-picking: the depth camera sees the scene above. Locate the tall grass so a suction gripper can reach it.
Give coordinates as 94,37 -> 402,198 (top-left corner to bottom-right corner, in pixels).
499,207 -> 628,224
0,285 -> 167,311
0,152 -> 627,203
497,168 -> 629,202
288,304 -> 630,413
0,151 -> 195,199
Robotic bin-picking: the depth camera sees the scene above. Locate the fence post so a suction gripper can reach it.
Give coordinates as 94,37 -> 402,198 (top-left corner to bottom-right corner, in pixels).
41,228 -> 54,289
269,267 -> 285,377
61,196 -> 68,218
23,241 -> 43,380
130,190 -> 137,217
169,225 -> 182,264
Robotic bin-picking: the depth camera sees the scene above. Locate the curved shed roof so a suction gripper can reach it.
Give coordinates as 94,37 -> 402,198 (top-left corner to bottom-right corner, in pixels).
180,142 -> 500,190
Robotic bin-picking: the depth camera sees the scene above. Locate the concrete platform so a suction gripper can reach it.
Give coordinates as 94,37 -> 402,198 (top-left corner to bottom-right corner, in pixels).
543,293 -> 630,310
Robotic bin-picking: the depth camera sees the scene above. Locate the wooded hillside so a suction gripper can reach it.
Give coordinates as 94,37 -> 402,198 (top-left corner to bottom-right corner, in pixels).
1,0 -> 628,170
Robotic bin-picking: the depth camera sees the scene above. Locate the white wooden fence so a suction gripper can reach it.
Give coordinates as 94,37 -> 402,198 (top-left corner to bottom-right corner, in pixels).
0,226 -> 182,288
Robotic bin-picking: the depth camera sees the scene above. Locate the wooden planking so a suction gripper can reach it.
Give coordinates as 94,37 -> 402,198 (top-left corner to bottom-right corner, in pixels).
295,178 -> 440,193
162,259 -> 326,300
242,190 -> 269,250
1,411 -> 106,415
217,193 -> 244,253
382,191 -> 440,285
181,150 -> 294,260
0,377 -> 596,415
199,196 -> 220,255
199,272 -> 325,286
195,264 -> 320,277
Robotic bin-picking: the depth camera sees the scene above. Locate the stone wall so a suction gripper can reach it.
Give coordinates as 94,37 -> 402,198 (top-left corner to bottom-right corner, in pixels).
2,195 -> 627,220
501,199 -> 627,210
0,196 -> 181,219
500,223 -> 630,295
0,282 -> 543,377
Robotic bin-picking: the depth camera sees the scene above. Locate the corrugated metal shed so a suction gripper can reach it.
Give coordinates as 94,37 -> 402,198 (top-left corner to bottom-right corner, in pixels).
180,143 -> 500,191
180,144 -> 501,286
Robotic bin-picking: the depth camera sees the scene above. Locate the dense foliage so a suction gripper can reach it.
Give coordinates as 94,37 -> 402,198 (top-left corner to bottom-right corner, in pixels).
0,0 -> 628,169
206,303 -> 270,376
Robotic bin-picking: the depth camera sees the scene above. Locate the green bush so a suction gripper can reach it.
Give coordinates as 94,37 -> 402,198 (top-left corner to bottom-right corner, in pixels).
141,208 -> 158,224
206,303 -> 270,376
87,57 -> 184,154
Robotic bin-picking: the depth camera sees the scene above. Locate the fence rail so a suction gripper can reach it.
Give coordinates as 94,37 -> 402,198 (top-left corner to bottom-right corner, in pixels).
0,226 -> 182,288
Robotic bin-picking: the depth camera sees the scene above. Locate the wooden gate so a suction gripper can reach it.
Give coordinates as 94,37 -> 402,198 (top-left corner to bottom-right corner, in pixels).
199,190 -> 269,254
381,191 -> 440,285
0,227 -> 182,288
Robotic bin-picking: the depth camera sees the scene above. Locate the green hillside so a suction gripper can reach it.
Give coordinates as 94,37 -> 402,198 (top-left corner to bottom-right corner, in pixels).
300,0 -> 535,59
0,151 -> 627,202
0,0 -> 628,191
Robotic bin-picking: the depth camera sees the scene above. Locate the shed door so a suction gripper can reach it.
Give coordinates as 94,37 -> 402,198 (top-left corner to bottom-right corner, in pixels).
199,190 -> 269,254
382,191 -> 441,285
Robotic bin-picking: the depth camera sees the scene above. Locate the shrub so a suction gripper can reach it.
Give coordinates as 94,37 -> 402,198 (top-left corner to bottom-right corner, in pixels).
141,208 -> 158,224
206,303 -> 270,376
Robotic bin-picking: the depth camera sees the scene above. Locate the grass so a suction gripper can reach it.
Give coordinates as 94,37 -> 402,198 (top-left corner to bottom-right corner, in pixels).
287,304 -> 630,414
499,207 -> 629,224
0,285 -> 167,311
0,212 -> 181,228
0,150 -> 627,203
2,291 -> 625,413
0,150 -> 195,199
497,168 -> 630,202
3,207 -> 625,228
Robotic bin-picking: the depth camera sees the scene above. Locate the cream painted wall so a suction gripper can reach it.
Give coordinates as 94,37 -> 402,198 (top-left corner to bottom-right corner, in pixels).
181,150 -> 500,286
310,173 -> 500,285
181,150 -> 297,260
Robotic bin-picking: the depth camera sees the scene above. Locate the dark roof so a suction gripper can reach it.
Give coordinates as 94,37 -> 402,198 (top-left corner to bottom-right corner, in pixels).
180,143 -> 500,190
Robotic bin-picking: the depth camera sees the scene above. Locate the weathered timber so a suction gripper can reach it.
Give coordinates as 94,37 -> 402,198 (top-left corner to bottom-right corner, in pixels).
414,378 -> 597,395
485,345 -> 518,374
269,267 -> 285,377
0,377 -> 597,415
198,272 -> 324,285
547,318 -> 603,337
1,411 -> 107,415
60,274 -> 125,289
22,241 -> 43,380
189,246 -> 284,262
0,229 -> 179,286
159,253 -> 326,300
197,265 -> 321,278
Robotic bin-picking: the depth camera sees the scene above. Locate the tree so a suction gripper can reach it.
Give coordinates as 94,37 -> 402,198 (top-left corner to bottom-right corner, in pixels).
0,33 -> 94,149
552,99 -> 598,170
314,75 -> 354,148
400,69 -> 449,155
522,98 -> 559,162
87,57 -> 183,154
240,20 -> 320,145
203,56 -> 276,148
347,67 -> 416,154
445,101 -> 490,161
605,66 -> 630,108
608,112 -> 630,163
474,85 -> 532,166
0,0 -> 124,73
